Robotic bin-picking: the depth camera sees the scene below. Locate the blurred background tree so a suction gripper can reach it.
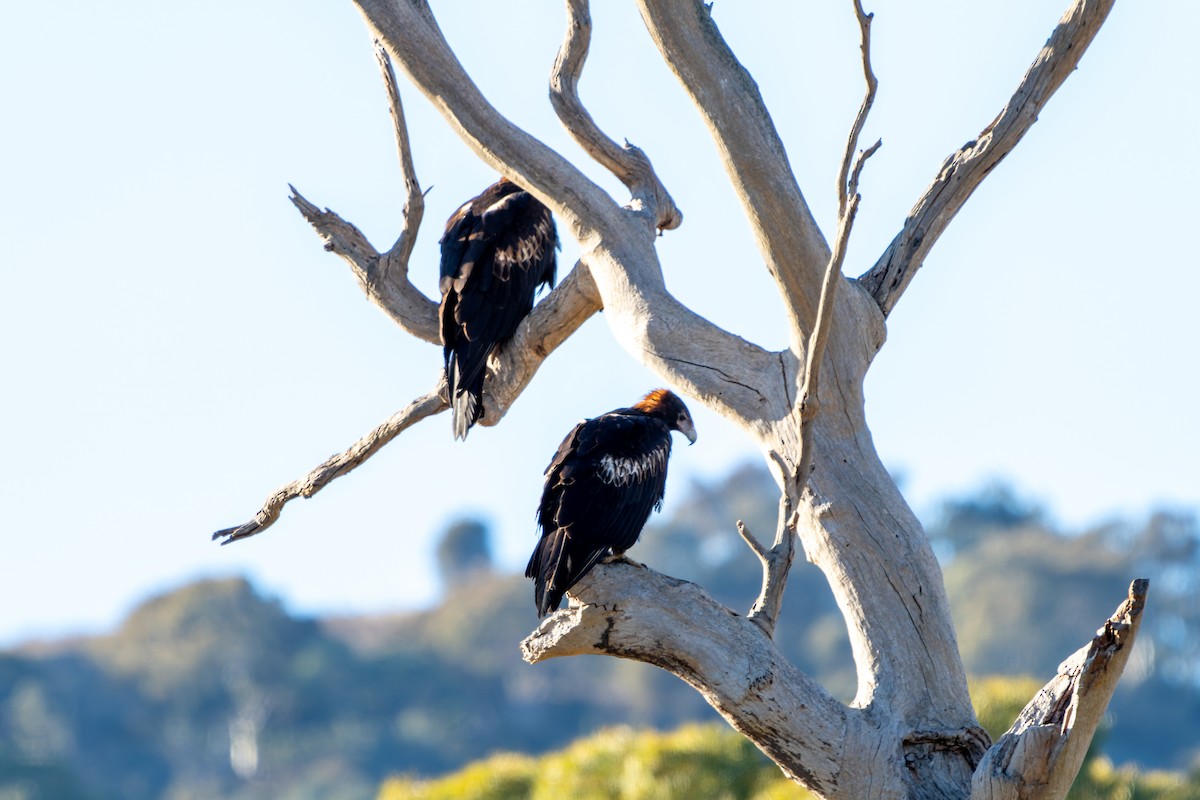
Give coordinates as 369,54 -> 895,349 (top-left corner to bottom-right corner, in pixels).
2,467 -> 1197,799
435,518 -> 495,592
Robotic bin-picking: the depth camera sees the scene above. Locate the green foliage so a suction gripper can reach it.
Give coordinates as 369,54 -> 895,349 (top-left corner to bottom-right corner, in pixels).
377,711 -> 1200,800
378,754 -> 536,800
1068,758 -> 1200,800
377,725 -> 812,800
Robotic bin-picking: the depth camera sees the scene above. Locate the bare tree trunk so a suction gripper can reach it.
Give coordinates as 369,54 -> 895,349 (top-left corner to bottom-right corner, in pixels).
216,1 -> 1145,797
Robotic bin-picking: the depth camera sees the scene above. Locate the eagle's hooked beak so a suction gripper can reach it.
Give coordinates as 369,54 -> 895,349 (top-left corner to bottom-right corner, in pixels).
679,419 -> 698,446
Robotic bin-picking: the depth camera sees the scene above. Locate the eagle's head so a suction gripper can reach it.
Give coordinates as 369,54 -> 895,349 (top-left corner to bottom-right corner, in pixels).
634,389 -> 697,445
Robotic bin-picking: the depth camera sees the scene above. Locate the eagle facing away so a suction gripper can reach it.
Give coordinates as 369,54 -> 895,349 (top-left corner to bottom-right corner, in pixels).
439,177 -> 558,440
526,389 -> 697,617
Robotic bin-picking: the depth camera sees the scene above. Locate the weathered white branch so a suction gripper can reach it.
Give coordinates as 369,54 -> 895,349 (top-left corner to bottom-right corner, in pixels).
744,493 -> 797,636
971,579 -> 1149,800
212,260 -> 600,545
635,0 -> 833,346
551,0 -> 681,231
521,561 -> 848,794
213,388 -> 447,544
749,195 -> 863,636
858,0 -> 1116,316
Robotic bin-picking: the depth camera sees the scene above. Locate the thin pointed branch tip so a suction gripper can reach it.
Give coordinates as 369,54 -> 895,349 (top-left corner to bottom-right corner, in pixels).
737,519 -> 770,561
212,389 -> 447,546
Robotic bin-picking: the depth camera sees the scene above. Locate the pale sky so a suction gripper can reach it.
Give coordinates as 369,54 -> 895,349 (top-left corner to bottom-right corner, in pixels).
2,1 -> 1196,645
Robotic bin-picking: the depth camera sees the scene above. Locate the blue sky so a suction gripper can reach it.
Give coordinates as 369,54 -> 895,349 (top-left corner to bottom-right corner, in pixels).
2,1 -> 1196,645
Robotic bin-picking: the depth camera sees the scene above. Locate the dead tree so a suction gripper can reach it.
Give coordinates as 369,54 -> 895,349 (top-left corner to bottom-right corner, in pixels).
215,1 -> 1147,797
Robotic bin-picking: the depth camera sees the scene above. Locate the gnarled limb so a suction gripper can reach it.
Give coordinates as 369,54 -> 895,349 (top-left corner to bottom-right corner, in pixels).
742,493 -> 797,636
858,0 -> 1116,317
971,579 -> 1149,800
521,560 -> 847,794
213,388 -> 447,544
551,0 -> 681,231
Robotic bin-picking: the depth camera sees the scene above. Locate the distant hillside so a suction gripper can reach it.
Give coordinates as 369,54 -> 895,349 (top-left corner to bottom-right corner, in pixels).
1,468 -> 1196,799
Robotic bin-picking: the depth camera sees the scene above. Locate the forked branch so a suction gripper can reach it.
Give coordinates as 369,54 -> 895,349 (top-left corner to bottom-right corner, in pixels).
213,388 -> 448,544
551,0 -> 681,231
859,0 -> 1116,316
288,43 -> 439,344
289,188 -> 439,345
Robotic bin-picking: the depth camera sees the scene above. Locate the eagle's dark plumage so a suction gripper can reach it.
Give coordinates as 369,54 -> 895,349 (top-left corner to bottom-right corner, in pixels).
439,177 -> 558,440
526,389 -> 697,617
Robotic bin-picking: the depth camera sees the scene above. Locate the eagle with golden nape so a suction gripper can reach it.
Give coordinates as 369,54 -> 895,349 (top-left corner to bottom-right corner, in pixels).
439,177 -> 558,440
526,389 -> 697,617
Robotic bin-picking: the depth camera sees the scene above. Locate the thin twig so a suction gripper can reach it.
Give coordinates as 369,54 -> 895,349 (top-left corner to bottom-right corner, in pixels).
837,0 -> 878,219
374,40 -> 426,268
737,520 -> 770,561
746,0 -> 879,637
213,388 -> 448,545
799,0 -> 879,485
849,138 -> 882,201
